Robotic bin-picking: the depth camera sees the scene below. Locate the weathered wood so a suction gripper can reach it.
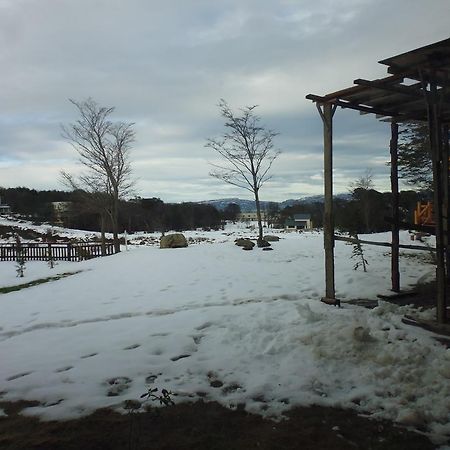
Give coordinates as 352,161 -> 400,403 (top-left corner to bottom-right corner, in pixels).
334,234 -> 435,251
427,78 -> 447,324
354,78 -> 423,99
402,315 -> 450,337
320,102 -> 337,303
383,217 -> 435,233
377,291 -> 417,300
390,121 -> 400,292
307,95 -> 407,120
443,124 -> 450,285
0,243 -> 116,262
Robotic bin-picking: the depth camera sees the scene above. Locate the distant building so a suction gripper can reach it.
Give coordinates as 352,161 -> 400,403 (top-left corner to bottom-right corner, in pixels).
0,196 -> 11,215
51,201 -> 72,223
237,211 -> 268,222
285,213 -> 312,230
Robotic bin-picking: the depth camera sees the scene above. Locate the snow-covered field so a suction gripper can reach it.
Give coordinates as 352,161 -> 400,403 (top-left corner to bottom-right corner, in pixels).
0,218 -> 449,445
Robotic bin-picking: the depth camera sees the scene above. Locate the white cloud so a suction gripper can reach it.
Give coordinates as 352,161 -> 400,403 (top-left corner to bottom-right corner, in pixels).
0,0 -> 449,201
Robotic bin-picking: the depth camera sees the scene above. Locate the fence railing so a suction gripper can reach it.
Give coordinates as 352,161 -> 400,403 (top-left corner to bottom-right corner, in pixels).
0,242 -> 116,262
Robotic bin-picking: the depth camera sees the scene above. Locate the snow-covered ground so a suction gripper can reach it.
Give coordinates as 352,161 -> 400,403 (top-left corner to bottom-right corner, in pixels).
0,219 -> 449,445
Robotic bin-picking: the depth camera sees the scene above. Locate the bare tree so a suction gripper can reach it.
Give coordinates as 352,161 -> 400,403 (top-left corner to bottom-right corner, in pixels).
62,98 -> 134,252
206,99 -> 280,246
349,169 -> 375,233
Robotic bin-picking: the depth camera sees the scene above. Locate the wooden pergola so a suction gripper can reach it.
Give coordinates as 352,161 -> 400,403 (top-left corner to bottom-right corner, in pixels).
306,38 -> 450,324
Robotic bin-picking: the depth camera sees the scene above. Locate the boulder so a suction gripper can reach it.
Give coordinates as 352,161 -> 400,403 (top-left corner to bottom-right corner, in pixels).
264,235 -> 280,242
235,238 -> 255,250
160,233 -> 188,249
257,239 -> 271,248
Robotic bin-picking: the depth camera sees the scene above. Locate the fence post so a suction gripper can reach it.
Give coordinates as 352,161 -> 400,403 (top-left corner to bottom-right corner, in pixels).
67,243 -> 72,261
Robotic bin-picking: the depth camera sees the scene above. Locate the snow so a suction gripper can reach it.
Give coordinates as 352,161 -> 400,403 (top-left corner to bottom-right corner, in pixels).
0,219 -> 449,445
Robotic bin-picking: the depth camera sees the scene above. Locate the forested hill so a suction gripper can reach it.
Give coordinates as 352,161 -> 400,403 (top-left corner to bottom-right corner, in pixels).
201,194 -> 352,211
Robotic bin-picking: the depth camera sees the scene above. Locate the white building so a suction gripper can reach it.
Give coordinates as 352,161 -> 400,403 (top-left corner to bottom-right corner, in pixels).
237,211 -> 268,222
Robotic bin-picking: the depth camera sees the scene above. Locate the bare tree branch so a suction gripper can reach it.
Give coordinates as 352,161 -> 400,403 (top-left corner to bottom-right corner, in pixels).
61,98 -> 135,252
206,99 -> 280,244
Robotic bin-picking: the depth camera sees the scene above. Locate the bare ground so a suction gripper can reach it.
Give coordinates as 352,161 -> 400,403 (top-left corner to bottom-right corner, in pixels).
0,399 -> 439,450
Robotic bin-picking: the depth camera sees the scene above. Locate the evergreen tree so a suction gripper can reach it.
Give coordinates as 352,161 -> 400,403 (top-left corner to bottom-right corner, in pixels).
397,122 -> 432,190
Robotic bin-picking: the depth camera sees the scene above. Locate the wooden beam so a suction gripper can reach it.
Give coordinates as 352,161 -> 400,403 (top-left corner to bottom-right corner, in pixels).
443,124 -> 450,286
390,122 -> 400,292
306,95 -> 412,120
334,235 -> 435,251
384,217 -> 436,233
426,77 -> 447,324
354,78 -> 423,99
320,103 -> 338,305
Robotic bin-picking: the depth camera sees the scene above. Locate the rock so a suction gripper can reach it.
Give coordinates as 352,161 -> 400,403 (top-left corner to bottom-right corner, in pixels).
235,238 -> 255,250
263,235 -> 280,242
160,233 -> 188,249
353,326 -> 376,343
257,239 -> 271,248
262,247 -> 273,251
397,410 -> 426,427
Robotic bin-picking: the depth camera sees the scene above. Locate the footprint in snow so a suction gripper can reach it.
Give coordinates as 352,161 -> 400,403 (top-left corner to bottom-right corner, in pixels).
80,352 -> 98,359
145,374 -> 159,384
105,377 -> 132,397
6,371 -> 33,381
55,366 -> 73,373
123,344 -> 141,350
170,354 -> 191,362
192,334 -> 204,345
195,322 -> 213,331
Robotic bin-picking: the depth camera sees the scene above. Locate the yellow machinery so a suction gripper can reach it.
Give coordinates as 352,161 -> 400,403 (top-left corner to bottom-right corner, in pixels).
414,201 -> 434,226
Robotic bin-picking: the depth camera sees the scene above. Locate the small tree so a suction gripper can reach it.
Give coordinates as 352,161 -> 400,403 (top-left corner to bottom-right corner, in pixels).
62,98 -> 135,253
349,233 -> 368,272
206,100 -> 280,246
15,234 -> 26,277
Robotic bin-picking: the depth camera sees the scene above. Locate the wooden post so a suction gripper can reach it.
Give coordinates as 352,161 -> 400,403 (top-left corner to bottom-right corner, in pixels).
443,124 -> 450,286
427,80 -> 447,323
390,121 -> 400,292
317,102 -> 338,305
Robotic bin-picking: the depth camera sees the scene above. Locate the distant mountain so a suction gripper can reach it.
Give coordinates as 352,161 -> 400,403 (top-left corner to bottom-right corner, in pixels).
202,193 -> 352,212
200,198 -> 261,212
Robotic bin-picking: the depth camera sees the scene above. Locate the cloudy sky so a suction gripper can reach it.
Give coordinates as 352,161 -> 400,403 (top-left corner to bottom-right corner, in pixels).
0,0 -> 449,202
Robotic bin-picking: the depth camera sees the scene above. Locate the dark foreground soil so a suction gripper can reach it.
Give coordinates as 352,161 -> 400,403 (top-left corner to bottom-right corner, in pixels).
0,400 -> 437,450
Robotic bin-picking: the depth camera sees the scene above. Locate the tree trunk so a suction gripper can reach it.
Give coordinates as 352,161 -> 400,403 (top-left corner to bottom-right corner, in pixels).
100,213 -> 106,256
254,188 -> 264,245
112,203 -> 120,253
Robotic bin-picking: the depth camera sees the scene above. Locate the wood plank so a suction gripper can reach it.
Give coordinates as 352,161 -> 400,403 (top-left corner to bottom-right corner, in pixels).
402,314 -> 450,338
334,234 -> 435,251
390,122 -> 400,292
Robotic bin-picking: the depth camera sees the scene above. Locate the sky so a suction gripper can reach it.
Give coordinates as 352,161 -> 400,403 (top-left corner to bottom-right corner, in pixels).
0,0 -> 449,203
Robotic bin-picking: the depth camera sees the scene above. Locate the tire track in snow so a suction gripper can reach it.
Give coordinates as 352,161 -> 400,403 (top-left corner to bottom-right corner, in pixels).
0,294 -> 301,341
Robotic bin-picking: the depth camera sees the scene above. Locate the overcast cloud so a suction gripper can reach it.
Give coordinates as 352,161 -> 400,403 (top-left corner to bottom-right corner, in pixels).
0,0 -> 449,202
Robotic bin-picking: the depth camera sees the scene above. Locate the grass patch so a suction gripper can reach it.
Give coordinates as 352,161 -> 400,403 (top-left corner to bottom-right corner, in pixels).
0,271 -> 81,294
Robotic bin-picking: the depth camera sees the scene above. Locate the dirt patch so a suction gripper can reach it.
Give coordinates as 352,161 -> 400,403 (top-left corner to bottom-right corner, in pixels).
0,400 -> 437,450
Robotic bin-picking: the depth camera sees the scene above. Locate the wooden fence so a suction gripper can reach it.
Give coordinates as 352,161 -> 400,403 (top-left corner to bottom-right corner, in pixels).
0,242 -> 116,262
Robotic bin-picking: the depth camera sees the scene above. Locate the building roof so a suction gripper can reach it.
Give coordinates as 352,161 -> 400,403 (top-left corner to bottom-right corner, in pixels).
294,213 -> 311,220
